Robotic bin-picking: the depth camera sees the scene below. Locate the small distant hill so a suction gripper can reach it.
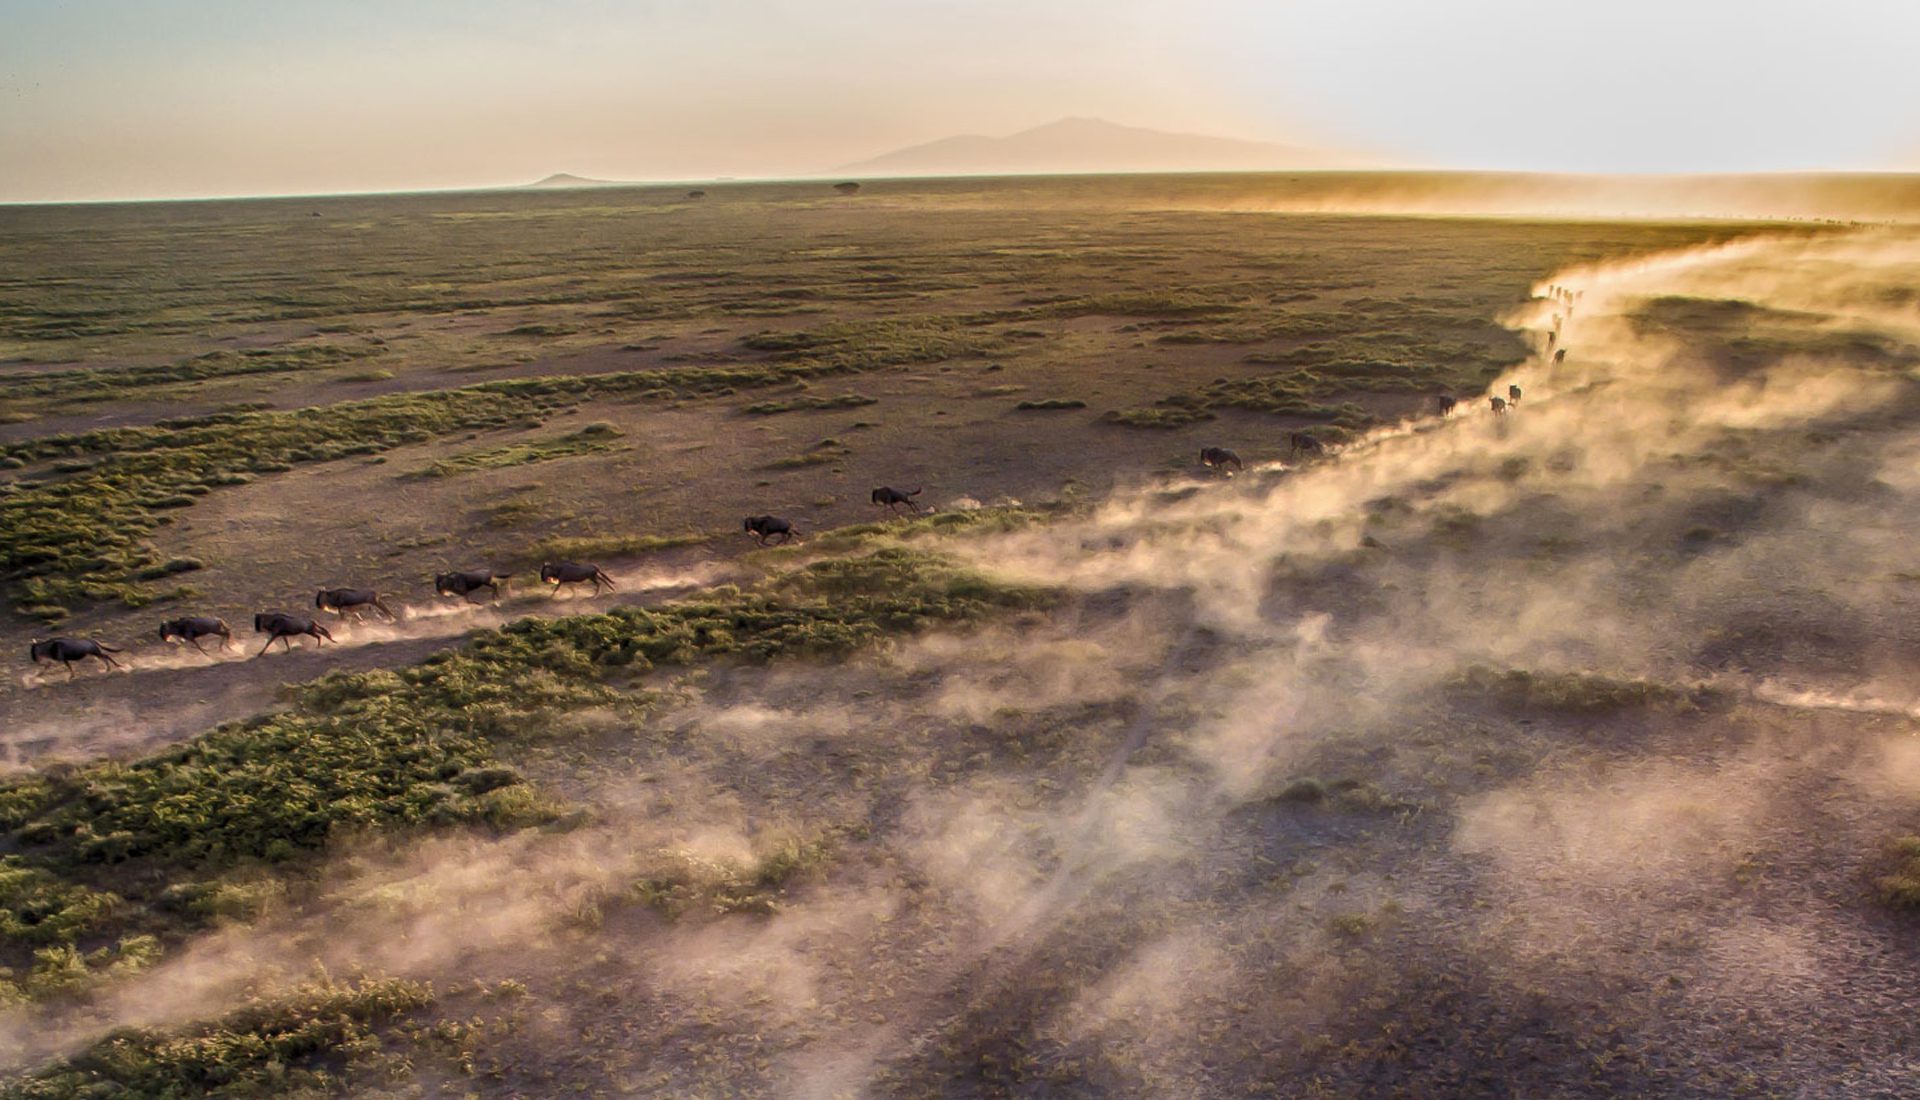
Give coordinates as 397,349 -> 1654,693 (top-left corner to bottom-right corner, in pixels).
524,173 -> 629,189
837,117 -> 1360,177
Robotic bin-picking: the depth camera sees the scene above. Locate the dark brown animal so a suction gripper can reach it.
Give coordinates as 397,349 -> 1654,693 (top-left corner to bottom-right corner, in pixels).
744,515 -> 796,545
1508,384 -> 1523,405
253,613 -> 334,656
1288,433 -> 1326,457
159,616 -> 233,655
540,561 -> 615,597
872,486 -> 923,513
29,638 -> 123,679
1198,447 -> 1243,472
435,571 -> 510,603
1434,394 -> 1458,416
1553,349 -> 1567,364
1490,396 -> 1508,414
1546,331 -> 1557,351
315,587 -> 396,620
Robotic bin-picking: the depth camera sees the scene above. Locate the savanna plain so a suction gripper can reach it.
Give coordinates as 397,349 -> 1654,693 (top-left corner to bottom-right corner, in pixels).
3,174 -> 1920,1097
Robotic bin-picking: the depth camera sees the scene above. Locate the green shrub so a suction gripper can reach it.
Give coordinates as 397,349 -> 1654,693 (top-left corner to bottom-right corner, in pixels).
1878,836 -> 1920,910
0,976 -> 433,1100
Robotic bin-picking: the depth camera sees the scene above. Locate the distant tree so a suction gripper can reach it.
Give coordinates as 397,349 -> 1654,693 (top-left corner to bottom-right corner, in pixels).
833,181 -> 861,195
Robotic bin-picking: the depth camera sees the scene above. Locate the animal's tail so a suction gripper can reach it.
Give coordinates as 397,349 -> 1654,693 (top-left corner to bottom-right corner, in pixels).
96,642 -> 123,653
907,487 -> 922,496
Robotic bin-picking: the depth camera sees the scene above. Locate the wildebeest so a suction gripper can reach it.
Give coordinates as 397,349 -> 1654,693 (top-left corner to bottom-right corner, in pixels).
158,616 -> 233,655
872,486 -> 922,513
540,561 -> 615,597
434,571 -> 511,603
744,515 -> 796,545
1490,396 -> 1508,414
29,637 -> 123,679
1434,394 -> 1458,416
1546,331 -> 1557,351
1288,433 -> 1326,457
1553,349 -> 1567,364
1508,384 -> 1523,405
315,587 -> 396,620
254,613 -> 334,656
1198,447 -> 1243,473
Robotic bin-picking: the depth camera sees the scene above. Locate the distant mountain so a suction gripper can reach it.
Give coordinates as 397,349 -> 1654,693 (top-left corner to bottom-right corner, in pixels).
837,118 -> 1359,177
524,173 -> 629,189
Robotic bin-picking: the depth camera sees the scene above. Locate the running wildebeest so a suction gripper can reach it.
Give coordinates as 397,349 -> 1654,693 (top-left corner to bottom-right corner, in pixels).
1546,331 -> 1557,351
1198,447 -> 1243,473
254,613 -> 334,656
744,515 -> 796,545
28,638 -> 123,679
1288,433 -> 1326,457
1434,394 -> 1458,416
158,616 -> 233,655
1508,384 -> 1523,405
872,486 -> 923,513
1554,349 -> 1568,364
540,561 -> 615,597
315,587 -> 396,620
1490,396 -> 1508,414
434,571 -> 511,603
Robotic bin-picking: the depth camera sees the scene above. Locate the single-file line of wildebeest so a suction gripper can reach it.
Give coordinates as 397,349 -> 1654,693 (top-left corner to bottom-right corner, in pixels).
17,333 -> 1562,683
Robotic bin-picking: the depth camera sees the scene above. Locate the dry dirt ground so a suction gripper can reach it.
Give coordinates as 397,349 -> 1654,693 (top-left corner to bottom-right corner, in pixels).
3,180 -> 1920,1098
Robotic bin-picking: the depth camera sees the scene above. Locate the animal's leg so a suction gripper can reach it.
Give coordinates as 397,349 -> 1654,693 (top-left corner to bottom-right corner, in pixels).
66,661 -> 77,680
190,637 -> 210,655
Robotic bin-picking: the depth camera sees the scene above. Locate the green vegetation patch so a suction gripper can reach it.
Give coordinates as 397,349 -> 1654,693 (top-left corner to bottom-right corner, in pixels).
1877,836 -> 1920,910
0,976 -> 434,1100
742,393 -> 878,415
1447,665 -> 1725,715
0,344 -> 369,407
0,857 -> 122,949
741,316 -> 991,372
623,832 -> 836,921
417,422 -> 624,477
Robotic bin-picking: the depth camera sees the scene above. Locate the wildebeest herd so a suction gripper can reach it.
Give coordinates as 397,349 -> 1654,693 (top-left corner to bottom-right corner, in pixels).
24,483 -> 926,679
1195,363 -> 1541,480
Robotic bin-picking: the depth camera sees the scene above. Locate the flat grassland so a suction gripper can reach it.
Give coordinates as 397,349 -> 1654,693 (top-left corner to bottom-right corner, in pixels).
4,177 -> 1917,1099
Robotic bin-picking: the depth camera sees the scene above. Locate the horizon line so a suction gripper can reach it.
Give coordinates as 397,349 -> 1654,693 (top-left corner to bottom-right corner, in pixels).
8,166 -> 1920,209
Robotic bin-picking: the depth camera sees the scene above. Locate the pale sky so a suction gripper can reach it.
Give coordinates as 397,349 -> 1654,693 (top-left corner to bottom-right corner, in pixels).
4,0 -> 1919,202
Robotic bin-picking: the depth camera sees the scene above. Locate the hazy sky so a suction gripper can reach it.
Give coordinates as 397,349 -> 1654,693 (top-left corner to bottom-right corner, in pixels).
4,0 -> 1920,201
